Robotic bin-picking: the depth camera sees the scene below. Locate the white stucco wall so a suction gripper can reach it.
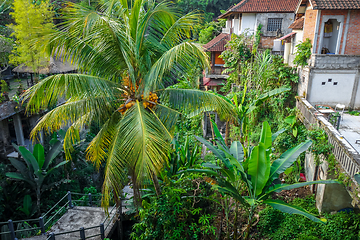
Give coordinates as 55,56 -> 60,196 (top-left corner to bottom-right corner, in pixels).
233,18 -> 240,35
291,30 -> 304,54
241,13 -> 256,35
308,70 -> 357,106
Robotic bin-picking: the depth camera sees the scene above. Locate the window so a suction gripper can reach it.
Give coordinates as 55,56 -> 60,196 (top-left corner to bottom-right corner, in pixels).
267,18 -> 282,31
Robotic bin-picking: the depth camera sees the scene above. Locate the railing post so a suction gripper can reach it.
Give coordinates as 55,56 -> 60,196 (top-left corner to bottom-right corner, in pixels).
336,115 -> 341,130
39,217 -> 45,234
67,191 -> 73,208
80,227 -> 85,240
49,233 -> 55,240
8,220 -> 16,240
88,193 -> 92,206
100,223 -> 105,239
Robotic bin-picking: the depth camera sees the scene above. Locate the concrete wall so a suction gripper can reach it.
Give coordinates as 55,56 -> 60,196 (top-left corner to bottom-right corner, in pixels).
298,67 -> 310,97
307,70 -> 357,106
301,54 -> 360,108
305,152 -> 353,212
256,12 -> 295,37
241,13 -> 256,35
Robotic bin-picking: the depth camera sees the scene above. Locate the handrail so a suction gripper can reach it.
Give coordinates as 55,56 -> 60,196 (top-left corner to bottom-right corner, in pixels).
42,192 -> 69,218
44,200 -> 70,227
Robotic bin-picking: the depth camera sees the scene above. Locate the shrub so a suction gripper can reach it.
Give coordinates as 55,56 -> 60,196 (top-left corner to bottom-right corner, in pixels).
256,196 -> 360,240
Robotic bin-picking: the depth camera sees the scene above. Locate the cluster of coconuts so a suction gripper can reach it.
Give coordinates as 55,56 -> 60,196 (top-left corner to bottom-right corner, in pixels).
142,92 -> 158,109
118,92 -> 158,114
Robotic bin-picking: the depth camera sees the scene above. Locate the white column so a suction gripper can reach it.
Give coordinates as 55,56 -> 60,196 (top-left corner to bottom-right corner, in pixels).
284,42 -> 291,64
13,114 -> 25,146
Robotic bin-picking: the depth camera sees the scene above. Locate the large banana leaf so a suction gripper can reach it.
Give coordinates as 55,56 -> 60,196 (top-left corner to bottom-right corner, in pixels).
17,146 -> 39,173
259,121 -> 272,149
229,141 -> 244,162
248,143 -> 269,196
43,141 -> 63,170
265,180 -> 338,196
264,199 -> 327,224
269,140 -> 312,181
8,158 -> 31,180
33,144 -> 45,169
5,173 -> 35,187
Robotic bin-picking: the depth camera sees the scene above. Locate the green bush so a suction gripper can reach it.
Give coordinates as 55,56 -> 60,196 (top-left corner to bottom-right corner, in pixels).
130,173 -> 216,240
256,196 -> 360,240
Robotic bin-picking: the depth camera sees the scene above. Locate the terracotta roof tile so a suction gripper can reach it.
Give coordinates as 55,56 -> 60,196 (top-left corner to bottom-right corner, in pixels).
219,0 -> 299,18
289,17 -> 304,29
310,0 -> 360,9
203,33 -> 230,52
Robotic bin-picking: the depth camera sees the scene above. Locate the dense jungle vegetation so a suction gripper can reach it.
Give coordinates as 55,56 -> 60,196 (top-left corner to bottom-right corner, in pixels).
0,0 -> 359,239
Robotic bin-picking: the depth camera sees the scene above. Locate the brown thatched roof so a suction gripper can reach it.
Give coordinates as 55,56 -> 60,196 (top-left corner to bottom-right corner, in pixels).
12,56 -> 77,74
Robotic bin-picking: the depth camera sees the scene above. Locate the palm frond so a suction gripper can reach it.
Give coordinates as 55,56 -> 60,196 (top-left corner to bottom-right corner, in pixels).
164,89 -> 236,121
118,102 -> 172,181
144,42 -> 209,92
23,74 -> 121,114
45,3 -> 130,80
86,112 -> 122,169
29,96 -> 117,143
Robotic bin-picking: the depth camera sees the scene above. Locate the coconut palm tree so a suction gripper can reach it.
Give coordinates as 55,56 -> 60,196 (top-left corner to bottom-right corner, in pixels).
23,0 -> 235,207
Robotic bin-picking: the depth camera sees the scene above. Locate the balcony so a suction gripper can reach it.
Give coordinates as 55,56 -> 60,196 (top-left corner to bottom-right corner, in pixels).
205,65 -> 229,79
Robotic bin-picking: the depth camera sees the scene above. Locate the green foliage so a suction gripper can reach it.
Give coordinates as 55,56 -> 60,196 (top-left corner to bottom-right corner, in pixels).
131,173 -> 216,240
0,186 -> 4,217
6,136 -> 67,212
175,0 -> 239,22
190,121 -> 338,239
9,0 -> 54,71
18,195 -> 36,217
257,196 -> 360,240
307,127 -> 333,164
165,134 -> 201,177
252,24 -> 262,55
198,19 -> 226,43
0,79 -> 9,92
348,110 -> 360,116
294,38 -> 312,67
0,35 -> 14,73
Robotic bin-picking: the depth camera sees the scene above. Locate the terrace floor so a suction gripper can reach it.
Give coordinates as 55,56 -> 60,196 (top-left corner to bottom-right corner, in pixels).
338,113 -> 360,153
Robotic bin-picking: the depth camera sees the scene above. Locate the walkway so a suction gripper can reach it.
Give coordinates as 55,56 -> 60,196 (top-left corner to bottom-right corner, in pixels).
339,113 -> 360,153
24,206 -> 117,240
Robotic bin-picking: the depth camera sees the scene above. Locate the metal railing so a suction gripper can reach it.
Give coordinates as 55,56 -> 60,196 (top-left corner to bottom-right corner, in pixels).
0,191 -> 120,240
45,199 -> 121,240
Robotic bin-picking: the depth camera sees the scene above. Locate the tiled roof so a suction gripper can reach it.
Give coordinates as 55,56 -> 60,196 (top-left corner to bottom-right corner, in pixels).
203,33 -> 230,52
310,0 -> 360,9
218,0 -> 299,18
289,17 -> 304,29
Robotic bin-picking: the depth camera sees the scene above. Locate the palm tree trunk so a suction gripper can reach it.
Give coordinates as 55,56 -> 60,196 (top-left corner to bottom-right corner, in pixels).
151,171 -> 161,196
131,170 -> 141,209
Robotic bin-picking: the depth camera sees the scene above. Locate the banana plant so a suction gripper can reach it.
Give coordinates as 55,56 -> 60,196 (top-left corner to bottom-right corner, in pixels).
190,121 -> 338,240
6,139 -> 67,214
229,85 -> 290,155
